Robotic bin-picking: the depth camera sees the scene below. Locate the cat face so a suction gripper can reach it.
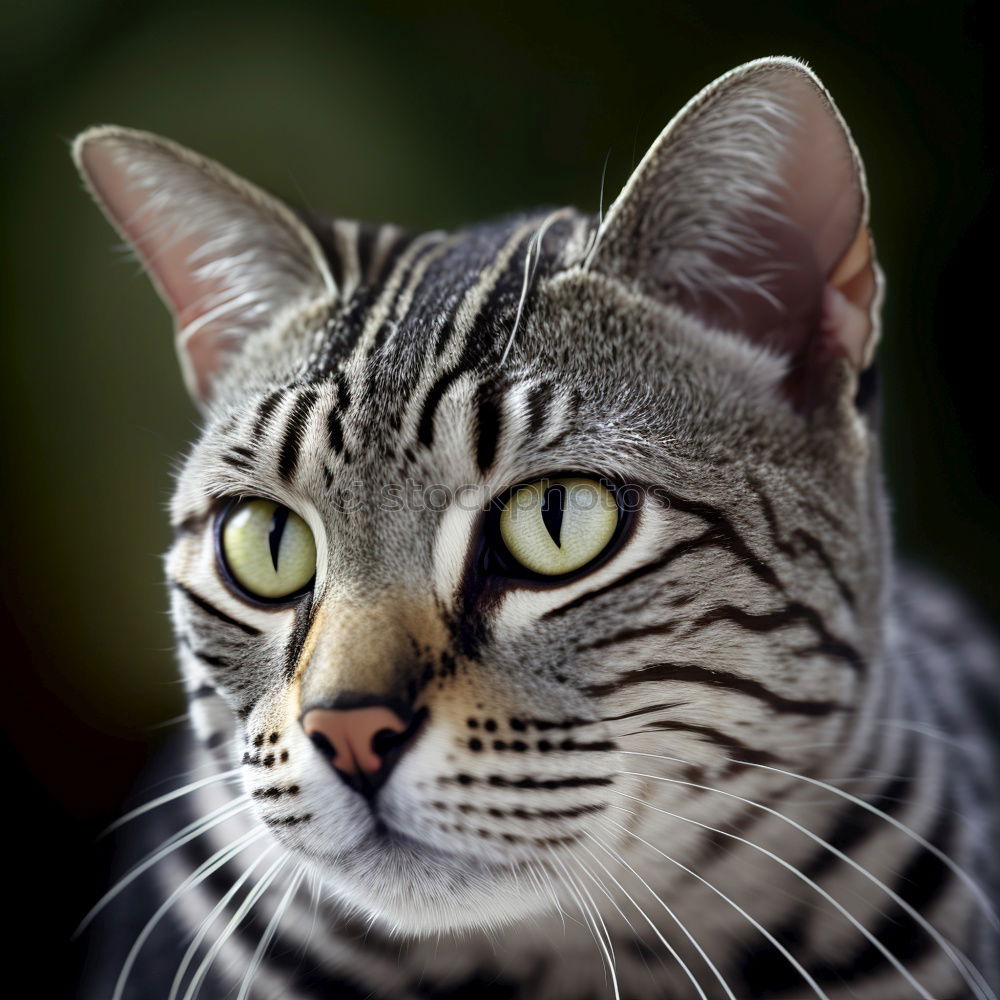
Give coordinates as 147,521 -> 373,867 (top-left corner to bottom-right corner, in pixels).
75,57 -> 884,934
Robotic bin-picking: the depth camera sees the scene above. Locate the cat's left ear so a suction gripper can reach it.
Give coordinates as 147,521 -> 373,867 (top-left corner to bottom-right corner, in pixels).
73,126 -> 336,403
586,57 -> 882,408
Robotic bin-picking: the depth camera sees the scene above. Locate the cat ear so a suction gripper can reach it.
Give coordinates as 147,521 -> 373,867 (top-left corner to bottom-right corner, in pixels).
586,57 -> 882,407
73,126 -> 336,403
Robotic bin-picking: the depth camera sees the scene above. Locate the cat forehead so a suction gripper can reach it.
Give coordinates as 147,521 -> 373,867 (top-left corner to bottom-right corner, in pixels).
217,208 -> 786,404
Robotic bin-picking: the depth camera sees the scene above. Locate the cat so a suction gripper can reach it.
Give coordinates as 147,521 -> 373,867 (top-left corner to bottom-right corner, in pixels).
72,56 -> 999,999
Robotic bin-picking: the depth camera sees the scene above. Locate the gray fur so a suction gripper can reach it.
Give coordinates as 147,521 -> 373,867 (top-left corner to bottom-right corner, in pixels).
74,56 -> 998,999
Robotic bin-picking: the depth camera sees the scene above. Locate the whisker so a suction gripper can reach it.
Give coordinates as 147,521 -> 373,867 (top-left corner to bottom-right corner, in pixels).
610,788 -> 935,1000
568,852 -> 625,966
101,768 -> 242,838
168,843 -> 281,1000
625,748 -> 999,931
76,796 -> 251,937
583,829 -> 735,1000
550,851 -> 621,1000
618,763 -> 995,1000
500,209 -> 569,366
236,862 -> 306,1000
182,852 -> 290,1000
599,816 -> 830,999
112,827 -> 268,1000
577,835 -> 716,1000
527,862 -> 570,931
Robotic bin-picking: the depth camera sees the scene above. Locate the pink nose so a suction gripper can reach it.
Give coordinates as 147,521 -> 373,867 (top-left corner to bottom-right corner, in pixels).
302,704 -> 417,795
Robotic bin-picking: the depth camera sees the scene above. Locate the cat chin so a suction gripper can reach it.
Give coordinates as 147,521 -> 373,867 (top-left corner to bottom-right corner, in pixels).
306,835 -> 551,934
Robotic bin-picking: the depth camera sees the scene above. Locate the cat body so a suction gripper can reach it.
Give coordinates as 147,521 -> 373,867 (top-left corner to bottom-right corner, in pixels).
74,58 -> 999,999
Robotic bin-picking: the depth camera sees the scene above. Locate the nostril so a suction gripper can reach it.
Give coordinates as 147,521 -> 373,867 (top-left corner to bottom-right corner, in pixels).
308,730 -> 337,761
371,727 -> 402,757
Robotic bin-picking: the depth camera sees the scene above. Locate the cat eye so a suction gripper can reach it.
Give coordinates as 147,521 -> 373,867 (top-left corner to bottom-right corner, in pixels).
217,499 -> 316,602
496,477 -> 622,578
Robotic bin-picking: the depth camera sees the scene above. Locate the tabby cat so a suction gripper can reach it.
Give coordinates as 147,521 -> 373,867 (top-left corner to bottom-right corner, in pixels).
73,57 -> 999,999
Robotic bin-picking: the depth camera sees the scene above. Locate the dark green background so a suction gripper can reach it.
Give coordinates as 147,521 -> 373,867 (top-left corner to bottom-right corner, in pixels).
0,0 -> 993,984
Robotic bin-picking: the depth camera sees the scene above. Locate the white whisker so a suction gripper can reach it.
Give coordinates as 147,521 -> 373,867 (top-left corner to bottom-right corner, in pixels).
550,851 -> 621,1000
578,835 -> 715,1000
183,852 -> 290,1000
625,749 -> 999,931
500,209 -> 570,366
77,795 -> 251,937
618,761 -> 995,1000
112,827 -> 268,1000
102,769 -> 242,838
168,843 -> 281,1000
568,853 -> 624,966
600,816 -> 830,999
610,788 -> 934,1000
236,862 -> 306,1000
583,829 -> 734,1000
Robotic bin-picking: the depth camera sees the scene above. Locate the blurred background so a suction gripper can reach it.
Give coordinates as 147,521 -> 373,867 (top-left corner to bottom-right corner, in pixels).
0,0 -> 993,990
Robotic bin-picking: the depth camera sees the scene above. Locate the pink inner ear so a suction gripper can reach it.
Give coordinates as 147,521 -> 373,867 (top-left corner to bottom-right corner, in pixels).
79,141 -> 219,333
667,68 -> 878,398
75,132 -> 324,402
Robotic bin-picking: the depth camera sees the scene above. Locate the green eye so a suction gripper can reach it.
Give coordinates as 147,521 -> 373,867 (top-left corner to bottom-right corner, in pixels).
498,478 -> 620,577
219,499 -> 316,601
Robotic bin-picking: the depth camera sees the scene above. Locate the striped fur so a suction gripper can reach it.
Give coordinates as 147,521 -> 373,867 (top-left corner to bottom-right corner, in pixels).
76,57 -> 997,999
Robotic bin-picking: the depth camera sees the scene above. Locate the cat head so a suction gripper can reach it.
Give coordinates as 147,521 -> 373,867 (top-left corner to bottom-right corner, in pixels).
74,57 -> 884,934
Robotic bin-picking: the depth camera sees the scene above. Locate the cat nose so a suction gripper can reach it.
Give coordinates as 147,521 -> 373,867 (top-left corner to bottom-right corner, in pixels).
301,699 -> 423,797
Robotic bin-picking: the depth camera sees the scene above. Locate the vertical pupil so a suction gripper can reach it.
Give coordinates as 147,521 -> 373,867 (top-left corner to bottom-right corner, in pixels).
540,484 -> 566,547
268,505 -> 290,571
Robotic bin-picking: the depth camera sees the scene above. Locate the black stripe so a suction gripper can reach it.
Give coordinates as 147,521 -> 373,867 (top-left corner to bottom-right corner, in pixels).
601,700 -> 688,723
689,603 -> 864,674
370,236 -> 448,356
585,660 -> 843,716
434,801 -> 606,821
795,530 -> 856,606
443,773 -> 612,790
334,370 -> 351,411
326,401 -> 344,454
417,345 -> 479,447
636,718 -> 779,765
543,513 -> 778,621
417,229 -> 538,447
525,380 -> 553,436
815,807 -> 954,984
221,453 -> 253,472
252,785 -> 301,799
654,491 -> 784,590
173,582 -> 260,636
542,530 -> 713,620
747,476 -> 856,606
577,620 -> 679,651
475,388 -> 502,473
277,388 -> 319,483
263,813 -> 313,826
252,388 -> 285,439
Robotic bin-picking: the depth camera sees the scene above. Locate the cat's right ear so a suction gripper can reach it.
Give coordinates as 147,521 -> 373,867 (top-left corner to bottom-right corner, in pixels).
584,58 -> 882,411
72,126 -> 336,404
